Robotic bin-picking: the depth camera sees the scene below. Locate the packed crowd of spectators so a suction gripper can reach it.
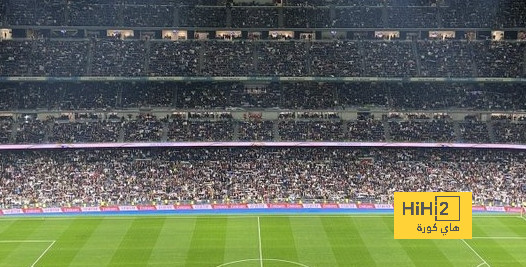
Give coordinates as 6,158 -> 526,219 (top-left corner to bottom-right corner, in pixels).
472,41 -> 525,78
332,6 -> 382,28
0,147 -> 523,207
346,119 -> 385,141
91,39 -> 146,77
362,41 -> 418,77
0,117 -> 13,144
49,121 -> 122,143
1,82 -> 526,111
7,114 -> 526,144
388,7 -> 438,28
123,114 -> 165,142
3,1 -> 525,28
68,0 -> 118,26
257,42 -> 308,76
201,41 -> 256,76
179,6 -> 227,27
440,0 -> 497,28
149,41 -> 201,77
278,120 -> 345,141
231,7 -> 279,28
15,119 -> 48,144
186,120 -> 234,141
238,120 -> 274,141
495,0 -> 526,28
389,119 -> 456,142
6,0 -> 65,26
458,120 -> 490,143
283,7 -> 331,28
0,39 -> 524,78
417,40 -> 476,77
309,41 -> 363,77
493,122 -> 526,144
122,4 -> 174,27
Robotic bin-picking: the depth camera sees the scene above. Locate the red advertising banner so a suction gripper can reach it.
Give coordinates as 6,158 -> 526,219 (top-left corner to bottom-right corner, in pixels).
156,205 -> 176,210
3,209 -> 23,215
118,206 -> 138,211
485,206 -> 506,212
303,204 -> 322,209
374,204 -> 394,209
504,206 -> 523,213
0,204 -> 521,215
212,204 -> 248,209
193,204 -> 213,210
62,207 -> 82,213
321,203 -> 339,209
23,208 -> 43,214
42,208 -> 62,213
229,204 -> 248,209
472,205 -> 486,211
174,205 -> 193,210
287,204 -> 303,209
100,206 -> 120,212
338,203 -> 358,209
247,204 -> 267,209
267,203 -> 287,209
137,205 -> 156,211
357,203 -> 375,209
80,207 -> 100,212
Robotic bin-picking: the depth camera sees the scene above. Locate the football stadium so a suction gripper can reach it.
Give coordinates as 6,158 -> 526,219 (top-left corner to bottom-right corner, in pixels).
0,0 -> 525,266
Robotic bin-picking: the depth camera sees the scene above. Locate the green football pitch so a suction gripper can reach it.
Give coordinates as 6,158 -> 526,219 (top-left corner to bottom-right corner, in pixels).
0,214 -> 525,267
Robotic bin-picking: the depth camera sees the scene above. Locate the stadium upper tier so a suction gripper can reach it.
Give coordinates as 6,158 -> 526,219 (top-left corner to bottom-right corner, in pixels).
0,39 -> 525,77
1,0 -> 525,28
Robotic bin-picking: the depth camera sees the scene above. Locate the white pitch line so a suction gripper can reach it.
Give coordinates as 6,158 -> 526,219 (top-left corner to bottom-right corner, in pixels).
0,214 -> 395,221
0,214 -> 519,222
0,240 -> 55,243
461,239 -> 490,267
472,237 -> 526,240
30,240 -> 55,267
257,216 -> 263,267
519,216 -> 526,223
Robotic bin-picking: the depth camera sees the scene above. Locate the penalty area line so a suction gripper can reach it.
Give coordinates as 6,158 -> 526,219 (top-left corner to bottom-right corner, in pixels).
461,239 -> 490,267
30,240 -> 56,267
0,240 -> 55,243
472,236 -> 526,240
257,216 -> 263,267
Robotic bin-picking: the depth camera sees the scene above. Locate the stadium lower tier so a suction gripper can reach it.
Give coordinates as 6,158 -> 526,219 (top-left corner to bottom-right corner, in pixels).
0,147 -> 524,208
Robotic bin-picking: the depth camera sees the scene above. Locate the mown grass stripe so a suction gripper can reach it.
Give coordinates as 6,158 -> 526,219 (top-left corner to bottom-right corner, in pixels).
147,217 -> 197,265
470,218 -> 524,266
260,216 -> 299,264
320,217 -> 376,266
223,217 -> 259,265
0,219 -> 45,240
288,217 -> 338,266
108,217 -> 167,266
38,218 -> 103,267
184,217 -> 228,266
0,219 -> 47,266
69,218 -> 134,266
0,241 -> 53,267
0,218 -> 17,236
382,217 -> 455,266
350,217 -> 414,266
